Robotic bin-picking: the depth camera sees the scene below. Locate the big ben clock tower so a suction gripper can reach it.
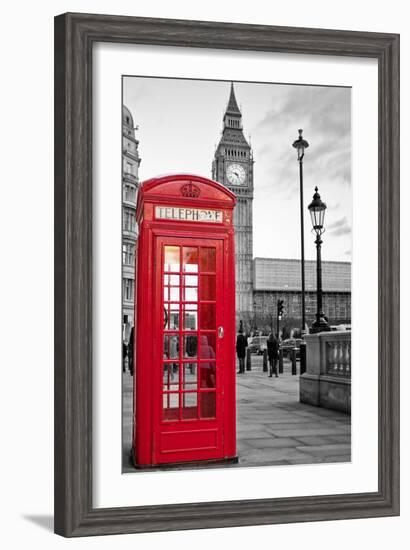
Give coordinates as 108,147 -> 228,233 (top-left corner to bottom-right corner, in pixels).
212,83 -> 254,327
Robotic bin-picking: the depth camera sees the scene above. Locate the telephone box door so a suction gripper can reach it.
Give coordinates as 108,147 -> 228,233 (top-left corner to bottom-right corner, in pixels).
154,236 -> 226,464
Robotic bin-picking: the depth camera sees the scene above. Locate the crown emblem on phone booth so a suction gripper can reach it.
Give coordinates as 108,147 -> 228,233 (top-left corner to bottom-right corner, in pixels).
180,182 -> 201,198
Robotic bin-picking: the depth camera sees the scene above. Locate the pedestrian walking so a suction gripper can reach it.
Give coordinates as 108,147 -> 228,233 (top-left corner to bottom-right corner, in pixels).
236,325 -> 248,374
267,332 -> 279,377
200,334 -> 216,387
123,342 -> 128,373
128,326 -> 134,376
170,335 -> 179,376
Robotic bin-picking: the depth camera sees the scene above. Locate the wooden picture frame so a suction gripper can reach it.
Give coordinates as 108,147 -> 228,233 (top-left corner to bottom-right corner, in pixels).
54,12 -> 400,537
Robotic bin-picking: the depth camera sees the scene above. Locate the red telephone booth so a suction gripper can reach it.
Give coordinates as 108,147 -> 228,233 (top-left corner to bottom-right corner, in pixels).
132,174 -> 237,467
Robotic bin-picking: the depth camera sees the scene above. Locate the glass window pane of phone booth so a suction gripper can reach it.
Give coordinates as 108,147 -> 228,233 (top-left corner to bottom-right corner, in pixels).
163,304 -> 180,330
162,393 -> 179,421
200,303 -> 216,329
199,247 -> 216,272
200,392 -> 216,418
200,274 -> 216,301
183,363 -> 197,391
163,334 -> 179,360
199,363 -> 216,389
182,392 -> 198,420
163,363 -> 179,391
183,304 -> 198,330
182,247 -> 198,272
183,335 -> 198,358
199,332 -> 216,359
164,246 -> 180,272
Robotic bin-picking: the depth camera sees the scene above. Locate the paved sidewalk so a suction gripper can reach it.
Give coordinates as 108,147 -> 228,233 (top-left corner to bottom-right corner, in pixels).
122,357 -> 350,472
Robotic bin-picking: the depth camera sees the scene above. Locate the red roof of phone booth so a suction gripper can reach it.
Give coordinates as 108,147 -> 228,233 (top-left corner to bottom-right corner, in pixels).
138,173 -> 237,203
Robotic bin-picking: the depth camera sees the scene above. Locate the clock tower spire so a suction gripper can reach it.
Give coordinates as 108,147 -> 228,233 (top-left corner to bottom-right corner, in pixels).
212,83 -> 254,328
223,82 -> 242,129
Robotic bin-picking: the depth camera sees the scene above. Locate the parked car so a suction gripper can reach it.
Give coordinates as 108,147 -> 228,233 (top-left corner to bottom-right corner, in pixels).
248,335 -> 268,355
280,338 -> 302,359
330,324 -> 351,331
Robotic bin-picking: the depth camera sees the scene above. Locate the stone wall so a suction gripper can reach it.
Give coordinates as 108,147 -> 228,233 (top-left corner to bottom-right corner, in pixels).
299,331 -> 351,414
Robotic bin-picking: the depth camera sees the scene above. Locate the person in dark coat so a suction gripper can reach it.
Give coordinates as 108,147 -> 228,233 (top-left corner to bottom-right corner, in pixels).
236,327 -> 248,374
128,326 -> 135,376
267,332 -> 279,377
122,342 -> 128,373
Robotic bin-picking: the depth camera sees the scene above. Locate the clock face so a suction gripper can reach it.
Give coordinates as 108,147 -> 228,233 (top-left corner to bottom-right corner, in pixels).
226,163 -> 246,186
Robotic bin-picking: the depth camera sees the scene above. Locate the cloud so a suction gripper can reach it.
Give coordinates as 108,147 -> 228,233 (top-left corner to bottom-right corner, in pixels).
327,201 -> 341,210
248,84 -> 352,242
255,87 -> 350,138
327,216 -> 351,236
332,226 -> 351,236
253,86 -> 351,193
328,216 -> 348,229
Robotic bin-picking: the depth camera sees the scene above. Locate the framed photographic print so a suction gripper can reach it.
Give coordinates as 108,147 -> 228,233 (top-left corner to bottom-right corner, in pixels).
54,13 -> 400,537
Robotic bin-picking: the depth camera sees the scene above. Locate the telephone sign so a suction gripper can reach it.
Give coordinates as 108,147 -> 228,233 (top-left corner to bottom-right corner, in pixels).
132,174 -> 237,467
155,205 -> 223,223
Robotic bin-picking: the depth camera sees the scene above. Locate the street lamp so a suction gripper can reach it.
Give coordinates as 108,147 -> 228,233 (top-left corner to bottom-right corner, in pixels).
308,186 -> 331,333
292,129 -> 309,334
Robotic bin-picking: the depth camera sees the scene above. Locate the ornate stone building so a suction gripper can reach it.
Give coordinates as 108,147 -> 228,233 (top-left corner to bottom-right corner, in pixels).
122,106 -> 141,340
212,83 -> 254,326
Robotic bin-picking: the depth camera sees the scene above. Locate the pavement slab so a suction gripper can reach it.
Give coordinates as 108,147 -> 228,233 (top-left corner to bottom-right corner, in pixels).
237,446 -> 313,464
281,456 -> 349,465
295,444 -> 352,457
241,437 -> 300,449
268,427 -> 349,438
236,429 -> 276,439
292,435 -> 337,446
327,434 -> 352,444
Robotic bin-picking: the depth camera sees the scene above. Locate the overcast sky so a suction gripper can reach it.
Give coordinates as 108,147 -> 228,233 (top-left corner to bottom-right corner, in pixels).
123,77 -> 351,262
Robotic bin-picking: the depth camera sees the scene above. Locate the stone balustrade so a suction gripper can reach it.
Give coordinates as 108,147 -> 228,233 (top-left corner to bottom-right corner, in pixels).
325,338 -> 351,377
299,331 -> 351,413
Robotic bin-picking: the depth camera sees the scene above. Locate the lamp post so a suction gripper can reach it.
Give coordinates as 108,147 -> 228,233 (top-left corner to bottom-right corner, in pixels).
292,129 -> 309,334
308,187 -> 331,333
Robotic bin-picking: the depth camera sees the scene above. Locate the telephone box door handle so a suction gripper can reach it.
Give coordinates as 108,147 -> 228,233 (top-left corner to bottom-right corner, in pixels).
218,326 -> 224,339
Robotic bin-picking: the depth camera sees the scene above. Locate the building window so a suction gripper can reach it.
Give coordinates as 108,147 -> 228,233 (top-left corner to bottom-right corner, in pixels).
126,116 -> 130,124
125,161 -> 133,175
123,184 -> 135,202
122,243 -> 135,265
123,278 -> 134,301
123,211 -> 135,232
